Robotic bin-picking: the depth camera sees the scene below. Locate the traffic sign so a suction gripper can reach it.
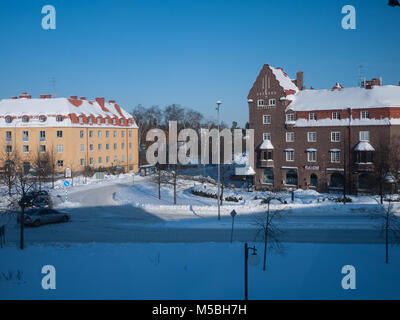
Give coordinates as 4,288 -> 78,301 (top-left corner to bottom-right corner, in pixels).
64,180 -> 70,187
230,209 -> 237,218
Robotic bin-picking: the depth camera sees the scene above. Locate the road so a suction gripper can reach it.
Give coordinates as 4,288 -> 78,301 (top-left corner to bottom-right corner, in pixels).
4,179 -> 389,244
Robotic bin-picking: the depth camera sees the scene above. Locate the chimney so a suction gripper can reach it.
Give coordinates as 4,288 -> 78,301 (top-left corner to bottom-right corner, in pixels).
19,92 -> 31,99
296,71 -> 304,90
40,94 -> 52,99
95,97 -> 105,108
109,99 -> 115,104
70,95 -> 78,100
11,96 -> 17,99
80,97 -> 86,100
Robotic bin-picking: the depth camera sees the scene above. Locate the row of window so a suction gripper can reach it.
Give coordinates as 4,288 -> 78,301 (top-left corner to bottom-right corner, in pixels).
4,115 -> 134,126
261,149 -> 341,163
257,99 -> 276,107
279,110 -> 370,123
55,155 -> 134,168
263,131 -> 370,143
5,129 -> 133,142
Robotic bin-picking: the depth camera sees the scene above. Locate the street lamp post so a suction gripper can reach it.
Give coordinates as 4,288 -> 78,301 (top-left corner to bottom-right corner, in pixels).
383,172 -> 396,264
216,100 -> 222,220
244,243 -> 259,300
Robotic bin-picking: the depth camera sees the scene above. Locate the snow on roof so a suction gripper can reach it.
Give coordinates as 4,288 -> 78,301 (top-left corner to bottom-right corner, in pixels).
259,139 -> 274,150
0,97 -> 137,127
354,141 -> 375,151
287,85 -> 400,111
235,166 -> 256,176
270,66 -> 299,94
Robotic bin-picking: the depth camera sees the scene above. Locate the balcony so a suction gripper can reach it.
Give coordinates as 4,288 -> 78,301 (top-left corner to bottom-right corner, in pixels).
258,159 -> 274,168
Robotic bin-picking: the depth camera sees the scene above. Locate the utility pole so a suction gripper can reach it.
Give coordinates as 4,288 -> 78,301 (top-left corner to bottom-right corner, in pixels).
216,100 -> 222,220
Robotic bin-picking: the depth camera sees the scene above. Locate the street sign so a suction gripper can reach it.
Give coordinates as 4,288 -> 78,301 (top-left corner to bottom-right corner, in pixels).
230,209 -> 237,218
64,180 -> 70,188
65,168 -> 72,178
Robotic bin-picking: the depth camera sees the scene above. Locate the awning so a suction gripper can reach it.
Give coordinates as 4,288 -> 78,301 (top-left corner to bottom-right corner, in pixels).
306,148 -> 317,152
329,149 -> 341,152
354,141 -> 375,151
284,148 -> 294,152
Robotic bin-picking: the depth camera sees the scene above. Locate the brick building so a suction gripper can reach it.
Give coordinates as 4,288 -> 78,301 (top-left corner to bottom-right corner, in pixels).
0,93 -> 139,175
248,64 -> 400,192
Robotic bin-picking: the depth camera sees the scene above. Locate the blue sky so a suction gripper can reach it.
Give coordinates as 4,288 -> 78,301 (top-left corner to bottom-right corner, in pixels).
0,0 -> 399,126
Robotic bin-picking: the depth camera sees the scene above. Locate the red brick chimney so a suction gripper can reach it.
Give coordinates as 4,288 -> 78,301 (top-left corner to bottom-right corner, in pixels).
70,96 -> 78,100
80,97 -> 86,100
11,96 -> 17,99
109,100 -> 115,104
95,97 -> 105,108
19,92 -> 31,99
296,71 -> 304,90
40,94 -> 52,99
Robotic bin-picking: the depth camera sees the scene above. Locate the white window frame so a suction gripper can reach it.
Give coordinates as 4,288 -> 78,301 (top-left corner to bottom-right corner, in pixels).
307,132 -> 316,142
263,115 -> 271,124
359,131 -> 370,141
286,113 -> 295,122
286,132 -> 294,142
286,150 -> 294,162
361,110 -> 370,119
257,99 -> 265,107
57,160 -> 64,168
331,132 -> 341,142
309,112 -> 317,121
332,112 -> 341,120
331,151 -> 341,163
57,144 -> 63,153
307,151 -> 317,162
268,98 -> 276,106
263,132 -> 271,141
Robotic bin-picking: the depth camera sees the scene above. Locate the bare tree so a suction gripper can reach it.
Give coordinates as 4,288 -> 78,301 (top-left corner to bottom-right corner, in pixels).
47,144 -> 58,189
0,146 -> 16,196
254,196 -> 285,271
372,142 -> 392,204
32,146 -> 51,191
380,199 -> 400,264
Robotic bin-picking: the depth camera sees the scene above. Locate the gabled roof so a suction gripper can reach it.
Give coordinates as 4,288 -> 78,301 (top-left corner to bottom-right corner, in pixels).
269,66 -> 299,96
259,139 -> 274,150
354,141 -> 375,151
287,85 -> 400,112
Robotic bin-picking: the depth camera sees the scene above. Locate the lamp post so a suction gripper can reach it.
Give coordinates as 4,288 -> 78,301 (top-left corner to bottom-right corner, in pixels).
383,172 -> 396,264
244,243 -> 259,300
216,100 -> 222,220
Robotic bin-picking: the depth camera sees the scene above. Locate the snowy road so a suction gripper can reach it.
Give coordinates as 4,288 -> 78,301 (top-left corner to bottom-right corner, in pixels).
3,178 -> 390,244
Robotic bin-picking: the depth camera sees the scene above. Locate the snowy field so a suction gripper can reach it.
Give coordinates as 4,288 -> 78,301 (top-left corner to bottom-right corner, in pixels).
1,242 -> 399,299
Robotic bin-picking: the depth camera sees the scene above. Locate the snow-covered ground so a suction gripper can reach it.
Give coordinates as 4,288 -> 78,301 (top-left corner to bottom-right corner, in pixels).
1,242 -> 399,299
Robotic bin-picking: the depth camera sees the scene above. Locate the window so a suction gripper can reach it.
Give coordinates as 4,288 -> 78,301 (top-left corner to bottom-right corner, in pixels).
89,144 -> 94,152
6,145 -> 12,153
307,132 -> 316,142
80,159 -> 85,166
286,150 -> 294,161
122,155 -> 125,162
121,143 -> 125,150
114,155 -> 118,162
22,131 -> 29,142
79,116 -> 83,124
331,132 -> 341,142
88,117 -> 93,124
5,116 -> 12,123
105,118 -> 109,125
106,156 -> 110,163
286,132 -> 294,142
6,131 -> 12,142
97,118 -> 101,124
129,154 -> 133,161
113,143 -> 117,150
98,144 -> 102,151
263,133 -> 271,141
113,118 -> 117,125
80,130 -> 84,138
263,115 -> 271,124
89,158 -> 94,165
129,131 -> 132,137
40,145 -> 46,153
98,130 -> 102,138
106,144 -> 110,150
120,119 -> 124,125
40,131 -> 46,141
360,131 -> 370,141
39,116 -> 46,122
262,150 -> 273,161
286,113 -> 295,122
106,131 -> 110,138
98,157 -> 102,164
331,151 -> 341,163
332,112 -> 341,120
23,145 -> 29,153
56,116 -> 63,122
258,99 -> 265,107
57,145 -> 63,153
22,116 -> 29,123
307,150 -> 317,162
309,112 -> 317,120
129,142 -> 132,149
89,130 -> 94,138
80,144 -> 84,152
356,151 -> 373,164
269,99 -> 276,106
113,131 -> 117,138
361,110 -> 370,119
121,131 -> 125,138
57,130 -> 63,138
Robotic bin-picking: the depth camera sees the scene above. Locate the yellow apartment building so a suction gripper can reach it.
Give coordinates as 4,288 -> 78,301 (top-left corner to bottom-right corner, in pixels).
0,92 -> 139,175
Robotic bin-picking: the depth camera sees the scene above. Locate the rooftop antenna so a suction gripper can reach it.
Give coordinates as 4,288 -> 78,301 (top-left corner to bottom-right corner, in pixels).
50,77 -> 56,97
358,65 -> 364,87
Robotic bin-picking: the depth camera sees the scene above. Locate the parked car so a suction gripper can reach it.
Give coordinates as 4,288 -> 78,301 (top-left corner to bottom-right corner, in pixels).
19,190 -> 51,208
18,208 -> 70,227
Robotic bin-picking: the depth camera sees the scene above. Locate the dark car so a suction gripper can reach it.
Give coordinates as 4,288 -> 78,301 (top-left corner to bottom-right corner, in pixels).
19,208 -> 70,227
19,190 -> 51,208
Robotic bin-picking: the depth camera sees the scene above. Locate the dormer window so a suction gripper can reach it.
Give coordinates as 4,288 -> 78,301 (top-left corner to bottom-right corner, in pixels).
309,112 -> 317,121
113,118 -> 117,125
39,115 -> 46,122
286,113 -> 295,122
105,118 -> 109,124
332,112 -> 341,120
361,110 -> 370,119
97,117 -> 102,124
5,116 -> 12,123
56,116 -> 63,122
120,118 -> 124,125
88,117 -> 93,124
258,99 -> 265,107
79,116 -> 83,124
22,116 -> 29,123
